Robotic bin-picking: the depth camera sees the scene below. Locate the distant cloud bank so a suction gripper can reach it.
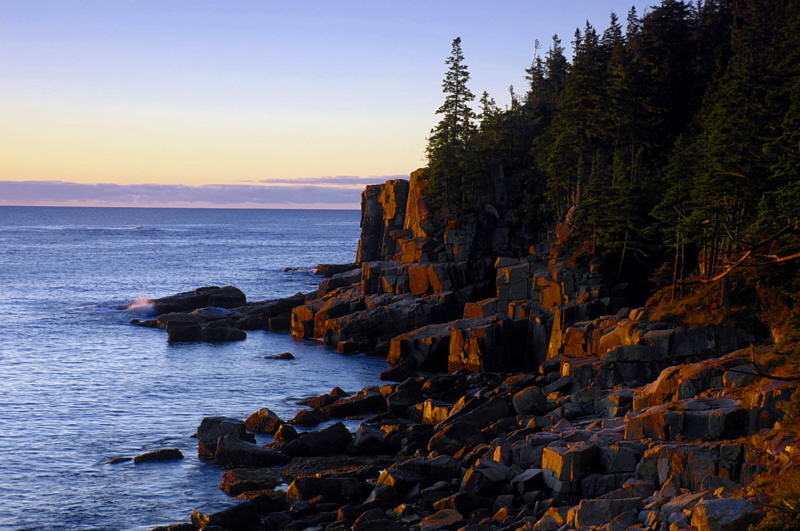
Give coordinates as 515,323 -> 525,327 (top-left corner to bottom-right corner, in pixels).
257,175 -> 407,185
0,175 -> 408,209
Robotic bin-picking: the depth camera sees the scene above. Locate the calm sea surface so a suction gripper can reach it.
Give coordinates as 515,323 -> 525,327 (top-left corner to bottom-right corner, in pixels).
0,206 -> 386,531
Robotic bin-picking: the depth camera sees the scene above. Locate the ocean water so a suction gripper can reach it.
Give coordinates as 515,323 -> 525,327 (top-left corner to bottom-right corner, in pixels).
0,206 -> 387,531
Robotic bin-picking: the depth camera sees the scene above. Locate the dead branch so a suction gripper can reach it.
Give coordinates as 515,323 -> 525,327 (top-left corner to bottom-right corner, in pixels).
756,251 -> 800,265
699,250 -> 752,283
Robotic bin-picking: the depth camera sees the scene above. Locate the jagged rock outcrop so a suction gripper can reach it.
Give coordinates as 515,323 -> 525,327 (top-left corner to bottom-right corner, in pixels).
151,175 -> 797,531
158,342 -> 795,531
151,286 -> 246,315
130,287 -> 310,342
356,179 -> 410,263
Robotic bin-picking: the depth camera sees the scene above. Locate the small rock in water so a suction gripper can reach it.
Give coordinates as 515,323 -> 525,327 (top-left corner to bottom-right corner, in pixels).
108,456 -> 132,464
245,407 -> 285,434
133,448 -> 184,464
220,468 -> 283,496
265,352 -> 295,360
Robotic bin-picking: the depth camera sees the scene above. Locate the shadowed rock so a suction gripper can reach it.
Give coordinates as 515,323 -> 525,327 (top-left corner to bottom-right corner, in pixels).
220,468 -> 283,496
196,417 -> 254,459
213,435 -> 289,467
281,422 -> 353,457
133,448 -> 183,464
244,407 -> 285,434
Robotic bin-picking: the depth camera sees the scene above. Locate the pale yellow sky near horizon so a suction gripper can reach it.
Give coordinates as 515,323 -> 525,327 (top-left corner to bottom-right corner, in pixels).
1,0 -> 651,207
1,100 -> 426,186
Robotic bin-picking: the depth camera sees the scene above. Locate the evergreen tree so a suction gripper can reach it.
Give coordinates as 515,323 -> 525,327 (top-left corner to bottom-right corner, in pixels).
626,6 -> 642,38
419,0 -> 800,291
426,37 -> 476,211
525,35 -> 569,123
539,23 -> 607,219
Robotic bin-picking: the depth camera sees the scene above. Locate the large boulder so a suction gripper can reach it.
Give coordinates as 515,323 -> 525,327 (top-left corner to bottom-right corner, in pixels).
288,408 -> 329,427
418,509 -> 465,530
427,422 -> 485,455
220,468 -> 283,495
320,291 -> 466,355
625,397 -> 747,441
133,448 -> 183,464
460,458 -> 513,494
496,261 -> 531,300
196,417 -> 254,459
190,500 -> 260,530
635,442 -> 743,491
153,286 -> 246,314
281,422 -> 353,457
633,351 -> 752,410
438,395 -> 510,431
287,476 -> 363,503
541,442 -> 598,494
691,498 -> 762,531
318,267 -> 361,296
244,407 -> 284,434
443,219 -> 476,262
166,321 -> 203,342
388,318 -> 489,371
214,435 -> 289,467
512,386 -> 548,416
573,497 -> 644,528
321,388 -> 386,418
201,322 -> 246,342
448,318 -> 532,372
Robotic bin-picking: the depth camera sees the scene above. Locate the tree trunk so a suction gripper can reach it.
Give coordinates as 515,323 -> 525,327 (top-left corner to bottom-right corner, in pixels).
720,275 -> 730,309
616,231 -> 629,282
671,230 -> 680,302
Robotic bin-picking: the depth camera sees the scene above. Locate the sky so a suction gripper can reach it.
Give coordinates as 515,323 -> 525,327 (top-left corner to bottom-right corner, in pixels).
0,0 -> 652,209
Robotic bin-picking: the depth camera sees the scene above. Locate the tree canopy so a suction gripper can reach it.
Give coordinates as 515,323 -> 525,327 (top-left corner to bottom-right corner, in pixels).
423,0 -> 799,298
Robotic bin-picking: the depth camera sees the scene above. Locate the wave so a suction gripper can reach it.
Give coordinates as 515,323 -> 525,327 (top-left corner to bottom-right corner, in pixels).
127,296 -> 155,316
284,266 -> 316,273
72,303 -> 121,312
70,296 -> 155,316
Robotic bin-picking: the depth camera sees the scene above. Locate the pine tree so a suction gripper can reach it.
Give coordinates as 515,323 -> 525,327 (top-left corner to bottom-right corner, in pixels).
539,23 -> 607,219
426,37 -> 477,211
525,35 -> 569,122
417,0 -> 800,290
478,91 -> 500,124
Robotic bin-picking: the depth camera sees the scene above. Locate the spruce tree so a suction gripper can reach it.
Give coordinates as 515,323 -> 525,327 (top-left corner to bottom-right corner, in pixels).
540,23 -> 607,219
426,37 -> 476,211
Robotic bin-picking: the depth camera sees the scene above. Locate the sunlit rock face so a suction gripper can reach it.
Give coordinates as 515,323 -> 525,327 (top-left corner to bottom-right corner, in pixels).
356,179 -> 409,263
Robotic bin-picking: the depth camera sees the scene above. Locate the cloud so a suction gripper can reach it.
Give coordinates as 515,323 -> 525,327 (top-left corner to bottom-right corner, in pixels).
258,175 -> 408,186
0,179 -> 405,209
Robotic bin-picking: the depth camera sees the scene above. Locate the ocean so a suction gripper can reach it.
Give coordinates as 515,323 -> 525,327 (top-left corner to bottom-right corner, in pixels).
0,206 -> 387,530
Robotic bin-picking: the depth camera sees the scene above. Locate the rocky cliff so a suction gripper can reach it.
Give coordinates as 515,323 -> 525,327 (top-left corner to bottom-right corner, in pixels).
147,173 -> 798,531
288,171 -> 639,373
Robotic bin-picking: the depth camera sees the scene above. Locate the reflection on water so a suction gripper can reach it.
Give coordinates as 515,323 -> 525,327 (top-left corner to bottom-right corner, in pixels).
0,206 -> 383,530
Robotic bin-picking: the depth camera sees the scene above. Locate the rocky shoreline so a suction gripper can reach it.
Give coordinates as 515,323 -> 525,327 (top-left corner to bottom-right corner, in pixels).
138,174 -> 798,531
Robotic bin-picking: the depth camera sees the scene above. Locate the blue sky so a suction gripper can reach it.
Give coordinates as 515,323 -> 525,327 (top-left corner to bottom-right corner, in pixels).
0,0 -> 653,208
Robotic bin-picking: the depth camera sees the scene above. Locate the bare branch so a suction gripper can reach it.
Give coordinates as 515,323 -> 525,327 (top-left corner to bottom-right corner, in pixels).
699,250 -> 751,283
754,251 -> 800,265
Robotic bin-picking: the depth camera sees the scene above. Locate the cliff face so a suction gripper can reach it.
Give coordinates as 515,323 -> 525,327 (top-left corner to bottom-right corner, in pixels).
152,174 -> 798,531
276,175 -> 797,531
356,171 -> 444,263
355,179 -> 409,263
355,168 -> 532,265
292,173 -> 638,370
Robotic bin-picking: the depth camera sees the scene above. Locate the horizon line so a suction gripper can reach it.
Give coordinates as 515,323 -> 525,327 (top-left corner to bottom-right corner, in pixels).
0,203 -> 361,211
